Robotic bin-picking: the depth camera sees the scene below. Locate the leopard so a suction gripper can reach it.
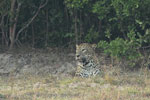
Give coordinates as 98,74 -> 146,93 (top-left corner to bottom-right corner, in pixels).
75,43 -> 100,78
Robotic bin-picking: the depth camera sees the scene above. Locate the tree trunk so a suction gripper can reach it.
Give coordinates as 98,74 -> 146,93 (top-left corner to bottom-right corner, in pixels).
0,14 -> 8,48
1,30 -> 5,47
9,0 -> 17,49
32,23 -> 35,48
45,8 -> 49,47
74,10 -> 78,44
9,23 -> 17,49
79,10 -> 84,43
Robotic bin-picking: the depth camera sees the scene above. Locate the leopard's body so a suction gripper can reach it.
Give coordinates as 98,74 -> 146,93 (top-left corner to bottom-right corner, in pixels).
75,43 -> 100,77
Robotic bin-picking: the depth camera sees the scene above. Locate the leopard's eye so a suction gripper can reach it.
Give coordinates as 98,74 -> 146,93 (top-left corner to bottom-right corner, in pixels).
82,49 -> 86,52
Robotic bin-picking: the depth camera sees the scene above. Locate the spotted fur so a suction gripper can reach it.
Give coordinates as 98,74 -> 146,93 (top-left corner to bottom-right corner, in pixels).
75,43 -> 100,77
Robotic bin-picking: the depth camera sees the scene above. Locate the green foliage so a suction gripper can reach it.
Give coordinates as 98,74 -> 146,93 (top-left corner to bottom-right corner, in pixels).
0,0 -> 150,56
111,0 -> 139,16
98,30 -> 142,62
64,0 -> 89,9
85,26 -> 99,43
92,0 -> 150,67
92,0 -> 111,20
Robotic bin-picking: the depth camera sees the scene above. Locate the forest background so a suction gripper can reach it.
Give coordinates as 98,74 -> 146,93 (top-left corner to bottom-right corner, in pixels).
0,0 -> 150,68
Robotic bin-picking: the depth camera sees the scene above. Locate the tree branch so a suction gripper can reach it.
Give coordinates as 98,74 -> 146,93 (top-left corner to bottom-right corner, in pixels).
0,13 -> 7,27
15,0 -> 48,41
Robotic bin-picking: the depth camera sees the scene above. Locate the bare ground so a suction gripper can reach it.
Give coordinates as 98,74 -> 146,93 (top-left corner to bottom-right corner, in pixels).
0,48 -> 150,100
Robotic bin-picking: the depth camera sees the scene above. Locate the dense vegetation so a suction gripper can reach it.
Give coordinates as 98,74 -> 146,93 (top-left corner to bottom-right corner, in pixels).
0,0 -> 150,67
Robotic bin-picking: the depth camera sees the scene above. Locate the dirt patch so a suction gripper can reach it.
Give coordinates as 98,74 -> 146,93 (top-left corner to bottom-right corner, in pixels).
0,48 -> 76,76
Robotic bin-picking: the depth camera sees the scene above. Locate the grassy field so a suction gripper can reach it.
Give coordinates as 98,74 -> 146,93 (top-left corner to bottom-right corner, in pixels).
0,69 -> 150,100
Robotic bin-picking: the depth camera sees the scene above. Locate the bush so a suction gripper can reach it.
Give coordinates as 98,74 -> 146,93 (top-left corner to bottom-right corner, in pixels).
98,30 -> 143,67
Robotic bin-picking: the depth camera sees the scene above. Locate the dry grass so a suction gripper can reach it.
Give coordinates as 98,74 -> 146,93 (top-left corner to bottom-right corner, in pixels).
0,69 -> 150,100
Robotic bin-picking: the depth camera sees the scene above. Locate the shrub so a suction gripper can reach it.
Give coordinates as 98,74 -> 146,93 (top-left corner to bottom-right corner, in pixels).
98,30 -> 143,67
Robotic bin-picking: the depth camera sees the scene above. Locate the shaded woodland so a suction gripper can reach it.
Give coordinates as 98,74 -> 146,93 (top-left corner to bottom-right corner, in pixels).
0,0 -> 150,68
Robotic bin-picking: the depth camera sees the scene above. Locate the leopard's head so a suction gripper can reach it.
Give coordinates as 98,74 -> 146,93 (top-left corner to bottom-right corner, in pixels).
76,43 -> 97,63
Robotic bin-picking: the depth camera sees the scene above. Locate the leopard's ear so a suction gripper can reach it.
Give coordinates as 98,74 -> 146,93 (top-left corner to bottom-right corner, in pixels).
91,44 -> 97,49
